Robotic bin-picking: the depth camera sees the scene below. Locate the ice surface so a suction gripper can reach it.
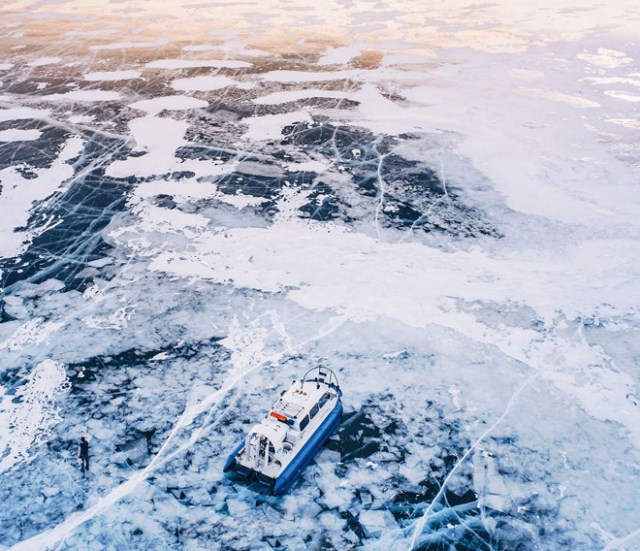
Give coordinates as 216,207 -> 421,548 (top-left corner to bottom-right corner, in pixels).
83,70 -> 141,82
0,107 -> 50,122
0,136 -> 83,257
1,1 -> 640,550
89,39 -> 169,51
26,58 -> 61,68
40,91 -> 122,102
129,96 -> 208,116
0,359 -> 70,472
171,76 -> 245,92
147,59 -> 252,70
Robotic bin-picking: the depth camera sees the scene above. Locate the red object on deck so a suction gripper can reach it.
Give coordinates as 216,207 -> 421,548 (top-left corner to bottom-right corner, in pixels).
270,411 -> 288,422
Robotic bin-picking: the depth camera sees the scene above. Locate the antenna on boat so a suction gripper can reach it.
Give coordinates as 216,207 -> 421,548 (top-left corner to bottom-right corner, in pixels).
300,366 -> 339,391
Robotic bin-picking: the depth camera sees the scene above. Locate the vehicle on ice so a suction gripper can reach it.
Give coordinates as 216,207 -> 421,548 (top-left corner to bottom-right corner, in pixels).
223,367 -> 343,495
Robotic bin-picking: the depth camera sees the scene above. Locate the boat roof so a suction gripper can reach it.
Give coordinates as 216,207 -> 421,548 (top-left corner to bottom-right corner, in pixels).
272,380 -> 333,419
249,421 -> 287,445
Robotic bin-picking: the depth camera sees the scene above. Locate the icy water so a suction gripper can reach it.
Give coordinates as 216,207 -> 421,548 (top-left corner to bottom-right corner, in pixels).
1,1 -> 640,550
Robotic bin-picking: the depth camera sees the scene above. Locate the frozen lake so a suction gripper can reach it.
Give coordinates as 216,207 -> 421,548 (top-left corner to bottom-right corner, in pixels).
1,1 -> 639,549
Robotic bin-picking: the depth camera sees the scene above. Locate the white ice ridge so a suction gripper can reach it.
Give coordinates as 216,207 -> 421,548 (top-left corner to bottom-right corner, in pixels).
9,313 -> 344,551
0,360 -> 70,473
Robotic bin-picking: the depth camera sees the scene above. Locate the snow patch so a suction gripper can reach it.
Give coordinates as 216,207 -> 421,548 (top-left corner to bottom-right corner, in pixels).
0,318 -> 63,352
603,90 -> 640,103
0,136 -> 83,257
0,107 -> 50,122
27,57 -> 61,67
147,59 -> 251,69
171,75 -> 241,92
83,70 -> 141,81
318,45 -> 363,66
40,90 -> 121,102
242,111 -> 313,142
84,307 -> 134,330
0,128 -> 42,142
130,95 -> 208,116
0,360 -> 70,473
577,48 -> 633,69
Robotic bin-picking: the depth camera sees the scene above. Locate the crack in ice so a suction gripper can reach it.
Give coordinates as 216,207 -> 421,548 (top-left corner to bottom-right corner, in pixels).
9,313 -> 346,551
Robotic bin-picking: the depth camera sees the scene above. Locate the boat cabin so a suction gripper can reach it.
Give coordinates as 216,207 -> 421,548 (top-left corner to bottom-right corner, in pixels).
241,382 -> 335,472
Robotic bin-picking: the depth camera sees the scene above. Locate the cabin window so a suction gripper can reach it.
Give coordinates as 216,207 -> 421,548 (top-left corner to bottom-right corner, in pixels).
309,404 -> 319,419
299,415 -> 310,431
318,392 -> 330,409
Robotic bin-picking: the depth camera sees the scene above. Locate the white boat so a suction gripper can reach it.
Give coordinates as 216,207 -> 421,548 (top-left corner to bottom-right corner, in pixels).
223,367 -> 343,494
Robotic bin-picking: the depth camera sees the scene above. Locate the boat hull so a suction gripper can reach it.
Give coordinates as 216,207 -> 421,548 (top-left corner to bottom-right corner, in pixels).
223,399 -> 343,495
273,399 -> 342,495
223,440 -> 245,473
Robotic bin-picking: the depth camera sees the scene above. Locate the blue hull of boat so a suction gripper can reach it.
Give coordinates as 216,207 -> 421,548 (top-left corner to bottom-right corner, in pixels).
223,399 -> 343,495
223,440 -> 245,473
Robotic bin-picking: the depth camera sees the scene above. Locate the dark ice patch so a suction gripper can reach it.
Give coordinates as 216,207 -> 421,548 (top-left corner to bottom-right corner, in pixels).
0,135 -> 130,296
175,145 -> 235,164
0,121 -> 71,170
299,182 -> 341,221
320,395 -> 543,550
275,121 -> 501,239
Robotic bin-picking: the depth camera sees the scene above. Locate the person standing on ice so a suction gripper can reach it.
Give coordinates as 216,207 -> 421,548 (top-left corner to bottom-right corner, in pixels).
79,436 -> 90,475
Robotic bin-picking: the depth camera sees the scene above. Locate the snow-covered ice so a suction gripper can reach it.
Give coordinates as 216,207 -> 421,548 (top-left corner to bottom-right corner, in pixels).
1,1 -> 640,550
